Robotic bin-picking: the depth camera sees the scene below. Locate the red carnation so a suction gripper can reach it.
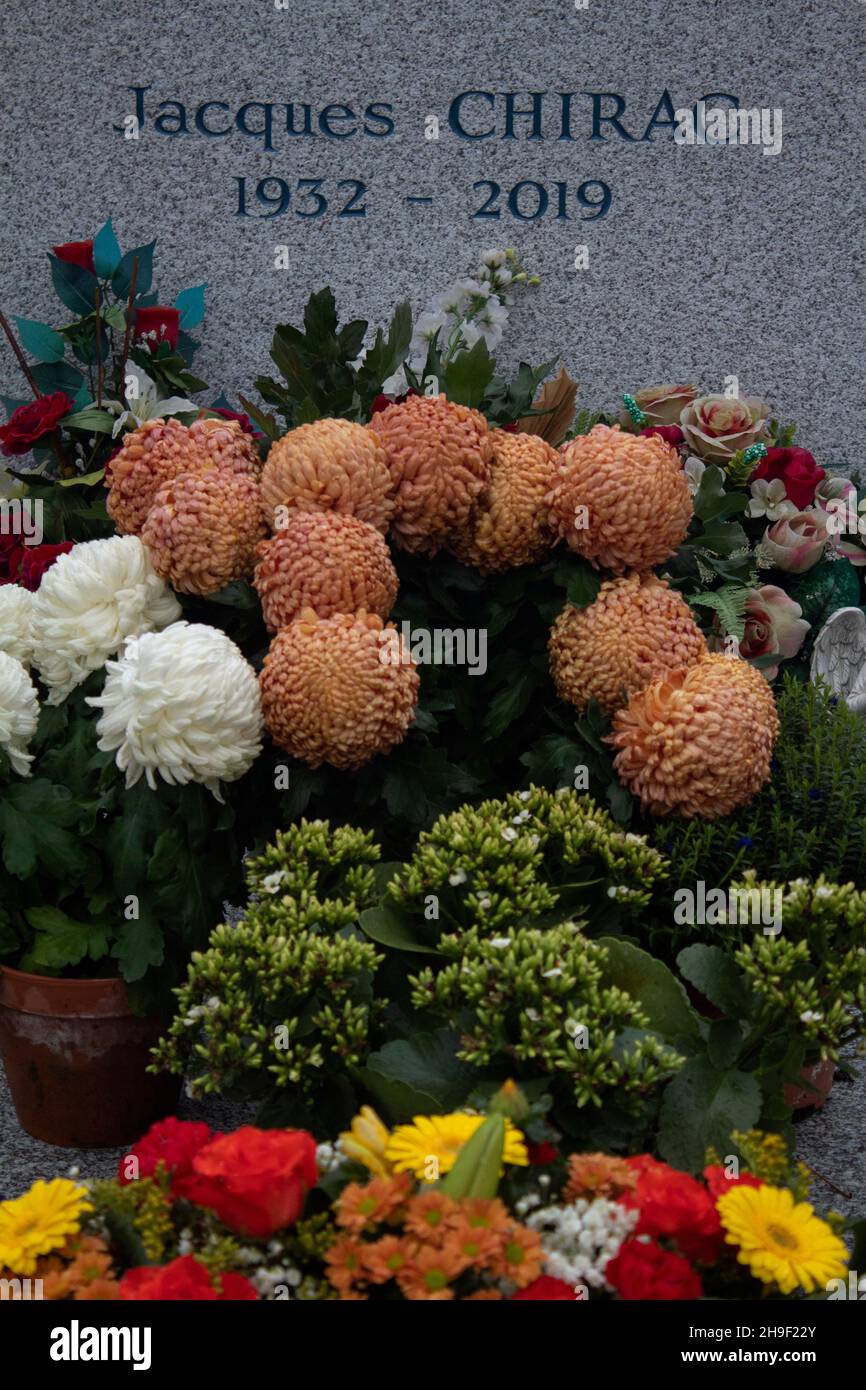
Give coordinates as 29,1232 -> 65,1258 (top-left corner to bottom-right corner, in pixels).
749,447 -> 825,511
702,1164 -> 764,1201
0,534 -> 24,586
133,306 -> 181,350
0,392 -> 73,458
640,425 -> 685,448
117,1116 -> 213,1187
211,408 -> 260,438
119,1255 -> 257,1301
52,240 -> 95,273
511,1275 -> 575,1301
18,541 -> 74,591
173,1126 -> 317,1237
606,1237 -> 702,1301
622,1154 -> 722,1263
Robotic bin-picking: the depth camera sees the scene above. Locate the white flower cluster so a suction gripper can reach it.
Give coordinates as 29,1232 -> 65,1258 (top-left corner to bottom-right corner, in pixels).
524,1198 -> 638,1290
0,649 -> 39,775
381,248 -> 539,394
0,585 -> 34,666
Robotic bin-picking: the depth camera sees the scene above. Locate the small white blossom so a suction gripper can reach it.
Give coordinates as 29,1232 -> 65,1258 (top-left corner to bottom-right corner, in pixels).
448,868 -> 467,886
501,826 -> 518,842
261,870 -> 288,895
800,1010 -> 823,1024
490,936 -> 512,949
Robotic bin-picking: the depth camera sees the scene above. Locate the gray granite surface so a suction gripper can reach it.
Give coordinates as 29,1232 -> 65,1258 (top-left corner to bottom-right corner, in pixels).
0,0 -> 864,467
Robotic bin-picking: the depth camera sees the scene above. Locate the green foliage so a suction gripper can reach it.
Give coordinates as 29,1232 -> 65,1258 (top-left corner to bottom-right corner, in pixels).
657,676 -> 866,896
378,786 -> 667,949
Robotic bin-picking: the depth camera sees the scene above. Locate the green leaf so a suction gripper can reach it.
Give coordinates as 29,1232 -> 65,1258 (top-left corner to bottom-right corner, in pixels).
677,944 -> 751,1019
597,937 -> 700,1040
658,1053 -> 762,1172
358,903 -> 441,955
111,910 -> 165,982
692,464 -> 747,522
105,783 -> 171,893
707,1018 -> 745,1069
484,665 -> 542,739
0,780 -> 82,879
93,218 -> 123,278
441,338 -> 495,408
359,1030 -> 475,1122
62,408 -> 116,435
58,467 -> 107,488
693,519 -> 749,557
356,302 -> 412,397
23,906 -> 110,971
551,560 -> 602,610
111,241 -> 156,299
690,585 -> 751,640
49,256 -> 98,316
14,317 -> 65,363
31,360 -> 84,397
175,284 -> 207,330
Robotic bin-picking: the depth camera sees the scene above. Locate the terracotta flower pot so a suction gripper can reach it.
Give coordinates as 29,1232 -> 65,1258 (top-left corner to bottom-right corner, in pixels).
783,1057 -> 836,1112
0,966 -> 179,1148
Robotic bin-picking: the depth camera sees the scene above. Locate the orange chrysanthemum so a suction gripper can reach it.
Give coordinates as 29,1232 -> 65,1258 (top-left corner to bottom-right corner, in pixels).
442,1218 -> 502,1268
447,1197 -> 511,1235
362,1235 -> 412,1284
335,1176 -> 411,1234
488,1224 -> 545,1288
450,429 -> 559,573
369,393 -> 492,554
609,653 -> 779,818
253,511 -> 398,630
563,1152 -> 639,1203
395,1242 -> 469,1300
107,417 -> 260,536
260,419 -> 394,533
259,609 -> 419,770
404,1190 -> 460,1244
547,424 -> 692,573
141,469 -> 267,595
549,573 -> 707,714
325,1233 -> 367,1293
463,1288 -> 504,1300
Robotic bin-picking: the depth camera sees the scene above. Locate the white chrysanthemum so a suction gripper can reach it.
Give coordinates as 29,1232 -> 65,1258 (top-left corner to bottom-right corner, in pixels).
0,586 -> 34,666
0,650 -> 39,776
31,536 -> 181,704
87,622 -> 263,799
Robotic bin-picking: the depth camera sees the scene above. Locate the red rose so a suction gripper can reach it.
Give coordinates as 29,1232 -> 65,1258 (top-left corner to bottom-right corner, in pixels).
52,240 -> 95,273
606,1237 -> 702,1300
749,447 -> 825,511
640,425 -> 685,448
18,541 -> 74,592
211,408 -> 260,438
527,1140 -> 559,1166
370,388 -> 418,417
623,1154 -> 722,1262
511,1275 -> 575,1301
0,392 -> 73,458
173,1126 -> 317,1237
0,534 -> 24,586
119,1255 -> 257,1301
117,1116 -> 213,1187
702,1165 -> 764,1201
133,306 -> 181,350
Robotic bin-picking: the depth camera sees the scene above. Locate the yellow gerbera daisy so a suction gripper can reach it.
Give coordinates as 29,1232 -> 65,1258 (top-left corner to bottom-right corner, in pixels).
717,1183 -> 847,1295
339,1106 -> 393,1178
0,1179 -> 93,1276
385,1113 -> 528,1181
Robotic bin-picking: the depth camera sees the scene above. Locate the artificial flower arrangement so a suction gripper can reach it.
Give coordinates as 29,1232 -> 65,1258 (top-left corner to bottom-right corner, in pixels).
0,1093 -> 856,1302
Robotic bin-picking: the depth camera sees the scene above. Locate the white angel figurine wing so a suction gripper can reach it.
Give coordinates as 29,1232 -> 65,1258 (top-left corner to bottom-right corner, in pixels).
810,606 -> 866,713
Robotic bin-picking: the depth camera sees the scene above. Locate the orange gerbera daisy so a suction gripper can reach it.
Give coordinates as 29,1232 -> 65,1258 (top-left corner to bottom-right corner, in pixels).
396,1242 -> 469,1300
325,1233 -> 367,1293
404,1190 -> 459,1243
490,1225 -> 545,1289
362,1235 -> 412,1284
443,1218 -> 502,1267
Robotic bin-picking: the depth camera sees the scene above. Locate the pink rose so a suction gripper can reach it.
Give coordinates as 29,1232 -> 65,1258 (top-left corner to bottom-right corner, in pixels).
625,384 -> 697,429
739,585 -> 810,681
680,394 -> 767,461
762,511 -> 828,573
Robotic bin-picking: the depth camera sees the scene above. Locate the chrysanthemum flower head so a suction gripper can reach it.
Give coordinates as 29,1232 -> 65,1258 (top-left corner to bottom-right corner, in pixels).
0,584 -> 34,666
609,653 -> 779,817
369,392 -> 492,554
450,428 -> 559,572
395,1242 -> 469,1300
0,1179 -> 93,1277
717,1183 -> 848,1295
253,511 -> 399,630
142,468 -> 267,596
87,622 -> 263,800
259,609 -> 419,770
260,419 -> 394,533
547,424 -> 693,572
0,650 -> 39,776
563,1152 -> 638,1202
107,416 -> 261,536
30,535 -> 181,704
549,573 -> 707,714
